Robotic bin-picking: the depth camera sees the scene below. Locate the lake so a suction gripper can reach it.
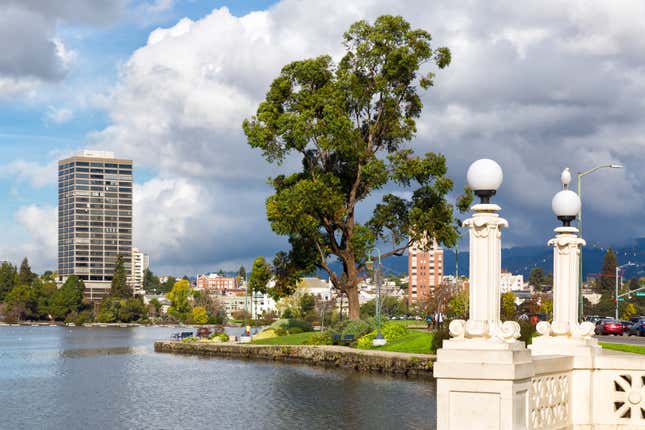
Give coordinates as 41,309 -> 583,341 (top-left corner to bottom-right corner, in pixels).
0,326 -> 436,429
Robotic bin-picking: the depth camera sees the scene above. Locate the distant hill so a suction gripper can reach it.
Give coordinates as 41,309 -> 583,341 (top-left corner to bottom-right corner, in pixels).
319,238 -> 645,281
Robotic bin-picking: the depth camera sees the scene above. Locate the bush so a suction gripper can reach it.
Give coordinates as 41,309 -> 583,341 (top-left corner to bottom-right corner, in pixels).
253,329 -> 278,340
431,327 -> 450,353
381,321 -> 408,341
306,331 -> 335,345
208,332 -> 229,342
181,337 -> 198,343
269,318 -> 313,333
356,332 -> 376,349
341,319 -> 373,339
519,321 -> 537,345
288,327 -> 304,335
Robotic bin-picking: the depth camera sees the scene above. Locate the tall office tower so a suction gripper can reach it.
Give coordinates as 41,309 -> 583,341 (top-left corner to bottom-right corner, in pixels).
130,247 -> 149,295
58,150 -> 133,301
408,238 -> 444,303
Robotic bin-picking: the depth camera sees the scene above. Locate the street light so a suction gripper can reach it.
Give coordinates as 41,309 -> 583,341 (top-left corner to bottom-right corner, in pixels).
367,248 -> 386,346
615,262 -> 635,320
577,163 -> 623,319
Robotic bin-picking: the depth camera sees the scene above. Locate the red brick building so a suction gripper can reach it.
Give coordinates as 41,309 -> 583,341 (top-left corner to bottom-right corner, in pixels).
408,238 -> 444,303
196,273 -> 237,292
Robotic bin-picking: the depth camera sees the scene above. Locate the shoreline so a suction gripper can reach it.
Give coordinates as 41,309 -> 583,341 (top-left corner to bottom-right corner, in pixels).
154,341 -> 436,379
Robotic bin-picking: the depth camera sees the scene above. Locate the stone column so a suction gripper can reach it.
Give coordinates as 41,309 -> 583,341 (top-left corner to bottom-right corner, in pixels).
445,203 -> 520,343
530,226 -> 596,348
435,200 -> 529,430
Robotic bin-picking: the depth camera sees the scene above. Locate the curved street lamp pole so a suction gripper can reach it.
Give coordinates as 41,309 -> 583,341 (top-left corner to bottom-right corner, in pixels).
577,164 -> 623,319
367,248 -> 386,346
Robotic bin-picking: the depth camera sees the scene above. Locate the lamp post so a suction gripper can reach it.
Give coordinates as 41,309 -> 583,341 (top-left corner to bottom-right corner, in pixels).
577,164 -> 623,319
367,248 -> 386,346
615,262 -> 635,320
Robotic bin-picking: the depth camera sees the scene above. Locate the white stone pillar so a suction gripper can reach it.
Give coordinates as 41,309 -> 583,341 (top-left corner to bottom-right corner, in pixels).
445,203 -> 520,343
435,160 -> 528,430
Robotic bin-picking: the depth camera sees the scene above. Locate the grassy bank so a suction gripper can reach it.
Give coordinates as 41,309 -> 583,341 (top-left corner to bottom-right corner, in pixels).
600,342 -> 645,355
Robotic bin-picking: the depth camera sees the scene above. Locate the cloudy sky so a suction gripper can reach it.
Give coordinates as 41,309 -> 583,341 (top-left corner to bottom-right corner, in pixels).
1,0 -> 644,275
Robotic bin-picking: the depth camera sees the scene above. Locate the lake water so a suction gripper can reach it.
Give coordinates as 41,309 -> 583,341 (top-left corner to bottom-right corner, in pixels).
0,326 -> 436,429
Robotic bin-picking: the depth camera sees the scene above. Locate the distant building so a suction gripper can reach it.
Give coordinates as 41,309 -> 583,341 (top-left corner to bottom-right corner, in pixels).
130,248 -> 149,295
408,238 -> 444,303
298,277 -> 333,300
196,273 -> 237,291
222,292 -> 276,319
58,150 -> 133,301
500,272 -> 524,293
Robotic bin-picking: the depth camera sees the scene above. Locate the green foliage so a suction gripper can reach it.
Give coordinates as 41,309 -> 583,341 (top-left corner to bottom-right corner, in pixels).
356,321 -> 411,349
269,318 -> 314,332
97,297 -> 146,323
306,331 -> 335,345
49,275 -> 85,321
299,293 -> 316,316
360,296 -> 407,318
597,248 -> 617,293
166,279 -> 193,322
18,257 -> 35,286
341,319 -> 373,338
160,276 -> 176,294
110,254 -> 131,298
142,268 -> 161,293
4,283 -> 37,320
0,261 -> 17,302
281,308 -> 295,319
287,327 -> 304,335
431,327 -> 450,353
529,267 -> 546,291
243,15 -> 467,320
447,291 -> 468,319
249,256 -> 272,295
500,291 -> 517,321
191,306 -> 209,324
622,303 -> 638,320
208,332 -> 230,342
519,321 -> 537,345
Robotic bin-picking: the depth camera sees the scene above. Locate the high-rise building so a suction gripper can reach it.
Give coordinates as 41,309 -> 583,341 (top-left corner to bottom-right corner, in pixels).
131,248 -> 149,295
408,238 -> 444,303
58,150 -> 133,301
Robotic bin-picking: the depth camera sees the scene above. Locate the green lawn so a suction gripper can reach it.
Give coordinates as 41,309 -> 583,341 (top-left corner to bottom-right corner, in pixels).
252,332 -> 316,345
376,330 -> 434,354
600,342 -> 645,355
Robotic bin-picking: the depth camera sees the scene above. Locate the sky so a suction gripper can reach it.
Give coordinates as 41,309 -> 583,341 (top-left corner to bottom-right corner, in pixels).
1,0 -> 644,275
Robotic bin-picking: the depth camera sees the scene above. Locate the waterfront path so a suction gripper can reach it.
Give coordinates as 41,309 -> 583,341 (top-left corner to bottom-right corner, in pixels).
155,341 -> 436,378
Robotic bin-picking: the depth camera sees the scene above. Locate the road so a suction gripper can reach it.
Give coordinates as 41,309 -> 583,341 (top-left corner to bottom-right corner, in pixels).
595,334 -> 645,346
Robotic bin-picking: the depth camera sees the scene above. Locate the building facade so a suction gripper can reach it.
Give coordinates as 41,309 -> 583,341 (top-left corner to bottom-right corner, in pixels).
499,272 -> 524,293
58,150 -> 133,301
130,248 -> 149,295
408,238 -> 444,303
196,273 -> 238,291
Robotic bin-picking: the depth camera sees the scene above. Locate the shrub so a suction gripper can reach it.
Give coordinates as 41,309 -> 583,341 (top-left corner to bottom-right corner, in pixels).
288,327 -> 303,335
269,318 -> 313,333
381,321 -> 408,341
431,327 -> 450,353
341,319 -> 372,338
519,321 -> 537,345
181,337 -> 198,343
253,329 -> 278,340
356,332 -> 376,349
306,331 -> 335,345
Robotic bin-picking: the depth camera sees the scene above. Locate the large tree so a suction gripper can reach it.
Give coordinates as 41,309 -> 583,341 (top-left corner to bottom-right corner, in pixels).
110,254 -> 131,299
49,275 -> 85,321
0,261 -> 17,302
528,267 -> 546,291
597,248 -> 617,293
243,15 -> 469,319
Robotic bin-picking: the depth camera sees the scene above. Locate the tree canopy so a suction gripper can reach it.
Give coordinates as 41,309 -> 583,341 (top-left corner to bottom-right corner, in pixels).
243,15 -> 469,319
110,254 -> 131,299
597,248 -> 617,293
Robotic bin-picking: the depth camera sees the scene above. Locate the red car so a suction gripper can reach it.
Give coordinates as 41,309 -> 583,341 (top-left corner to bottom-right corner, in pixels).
594,319 -> 624,336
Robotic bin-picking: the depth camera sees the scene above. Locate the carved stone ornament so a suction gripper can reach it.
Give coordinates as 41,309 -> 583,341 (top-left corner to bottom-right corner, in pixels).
536,320 -> 595,339
449,319 -> 521,343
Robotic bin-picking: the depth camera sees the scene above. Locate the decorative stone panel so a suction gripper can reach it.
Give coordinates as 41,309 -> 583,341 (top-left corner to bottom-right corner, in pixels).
612,372 -> 645,423
530,373 -> 569,430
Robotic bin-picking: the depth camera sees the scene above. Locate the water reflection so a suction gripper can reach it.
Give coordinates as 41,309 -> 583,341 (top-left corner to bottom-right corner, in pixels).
0,327 -> 436,430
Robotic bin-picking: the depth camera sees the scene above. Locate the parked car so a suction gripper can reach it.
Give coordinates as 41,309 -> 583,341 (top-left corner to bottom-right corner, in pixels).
620,320 -> 634,333
594,319 -> 624,336
628,318 -> 645,336
629,316 -> 644,324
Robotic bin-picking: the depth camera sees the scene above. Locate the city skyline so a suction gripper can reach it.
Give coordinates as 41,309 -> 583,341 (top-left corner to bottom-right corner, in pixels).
2,1 -> 645,275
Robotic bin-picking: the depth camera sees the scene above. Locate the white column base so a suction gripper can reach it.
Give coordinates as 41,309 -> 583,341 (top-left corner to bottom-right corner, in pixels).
239,335 -> 252,343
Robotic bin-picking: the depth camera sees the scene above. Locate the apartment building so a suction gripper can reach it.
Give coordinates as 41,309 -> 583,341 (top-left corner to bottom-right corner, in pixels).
408,238 -> 444,303
58,150 -> 133,301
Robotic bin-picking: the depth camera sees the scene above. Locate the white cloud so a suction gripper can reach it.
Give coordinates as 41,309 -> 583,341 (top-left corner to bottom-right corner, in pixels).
45,105 -> 74,124
76,0 -> 645,271
1,159 -> 58,188
1,205 -> 58,271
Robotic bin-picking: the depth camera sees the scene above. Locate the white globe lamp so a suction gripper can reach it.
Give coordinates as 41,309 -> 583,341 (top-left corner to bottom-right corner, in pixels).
467,159 -> 503,203
552,190 -> 580,227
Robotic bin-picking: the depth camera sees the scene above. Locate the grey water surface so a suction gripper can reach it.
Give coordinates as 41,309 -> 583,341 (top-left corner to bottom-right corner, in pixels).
0,326 -> 436,430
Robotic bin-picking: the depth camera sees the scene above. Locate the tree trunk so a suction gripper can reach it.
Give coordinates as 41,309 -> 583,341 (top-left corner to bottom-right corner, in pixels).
346,285 -> 360,320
